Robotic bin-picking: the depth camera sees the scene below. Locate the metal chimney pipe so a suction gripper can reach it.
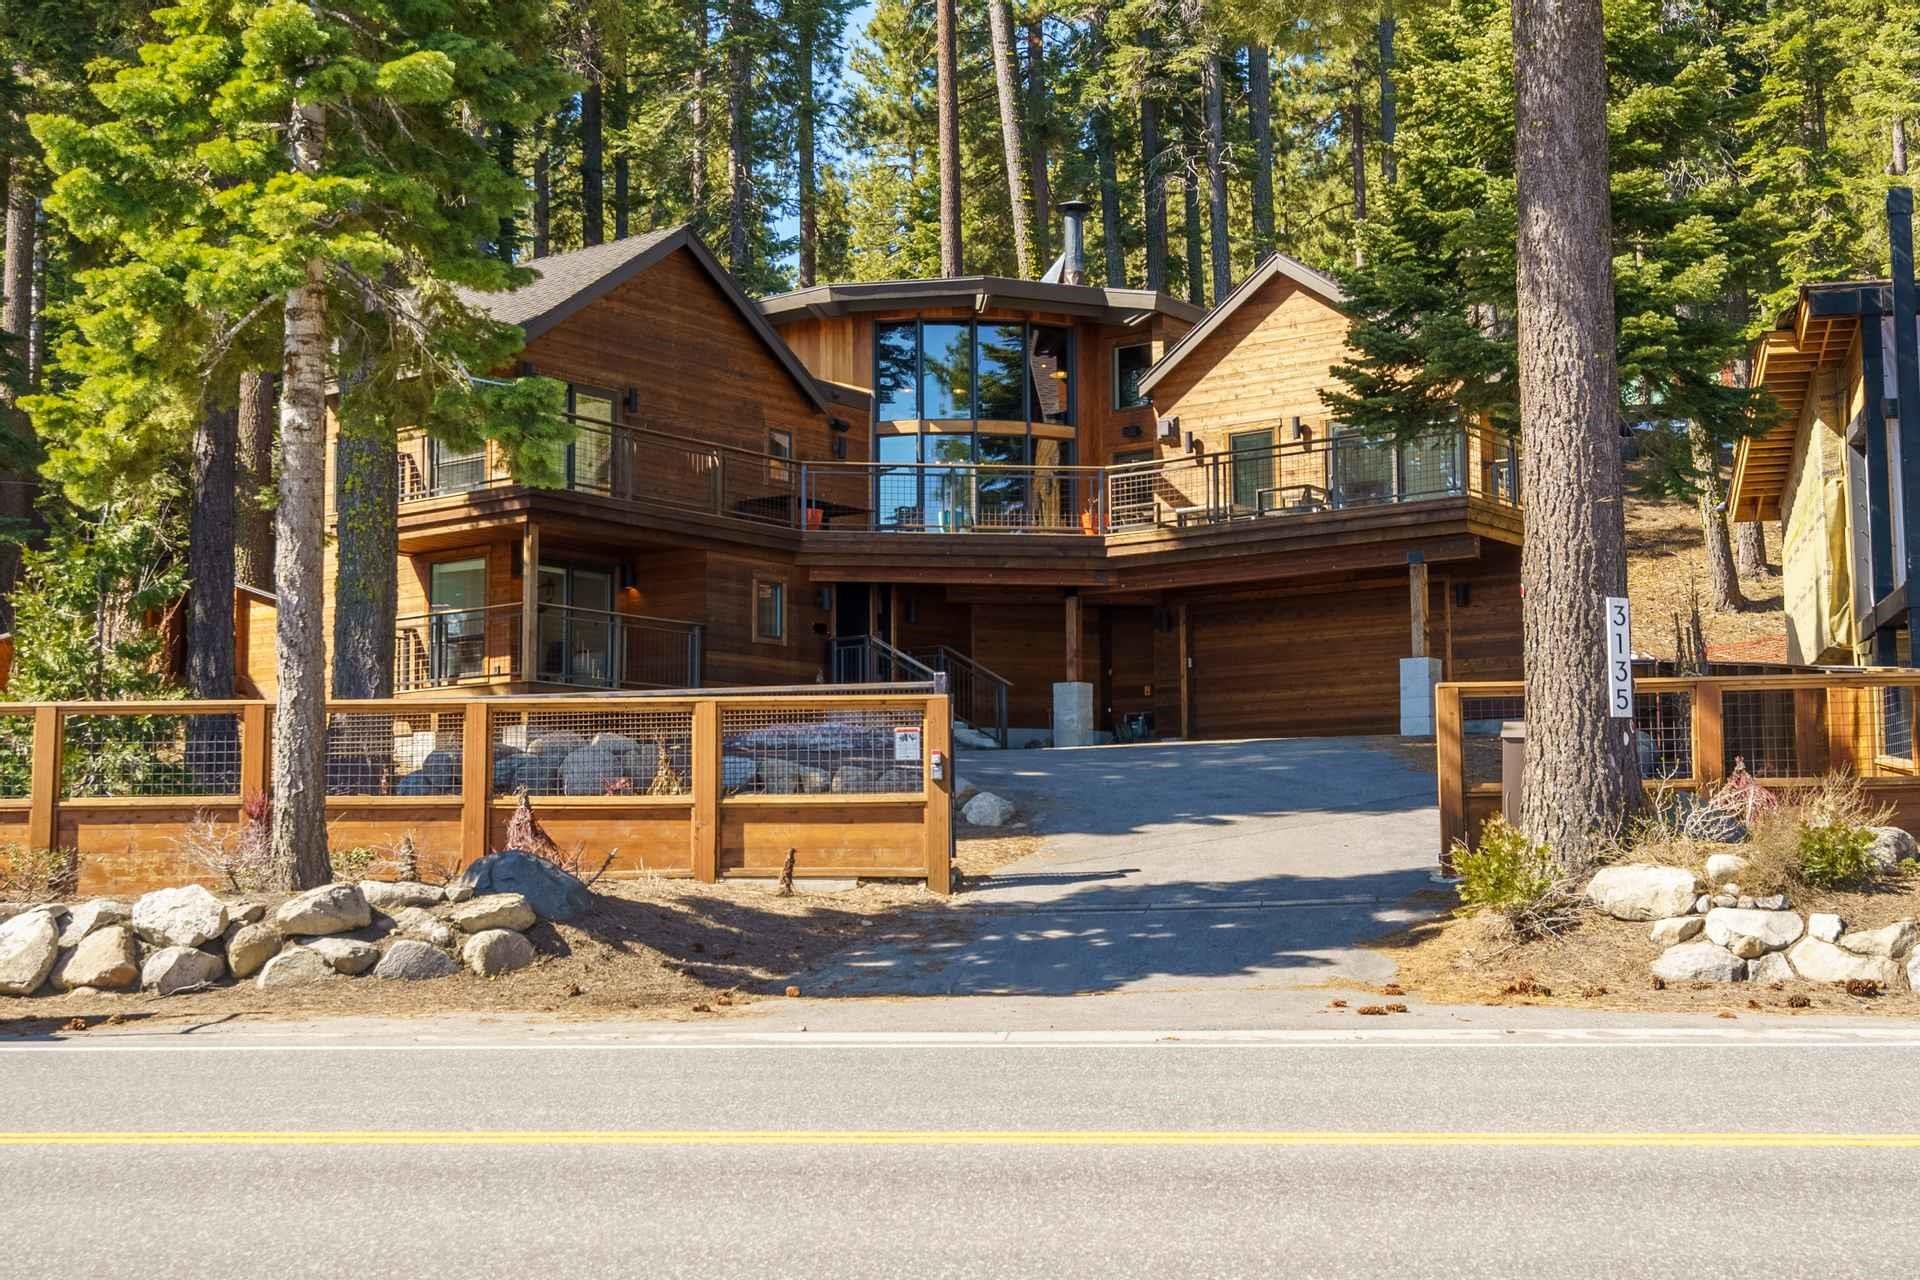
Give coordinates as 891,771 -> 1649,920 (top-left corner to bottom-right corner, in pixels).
1058,200 -> 1090,286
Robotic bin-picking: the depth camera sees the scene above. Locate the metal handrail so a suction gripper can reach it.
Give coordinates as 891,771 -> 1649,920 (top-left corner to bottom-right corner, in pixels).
393,602 -> 702,693
912,645 -> 1010,747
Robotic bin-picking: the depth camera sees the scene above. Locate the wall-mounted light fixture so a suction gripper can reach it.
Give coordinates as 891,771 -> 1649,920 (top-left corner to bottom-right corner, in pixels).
1122,424 -> 1143,440
829,417 -> 851,432
623,386 -> 640,414
831,436 -> 847,460
1292,416 -> 1310,440
1454,582 -> 1472,607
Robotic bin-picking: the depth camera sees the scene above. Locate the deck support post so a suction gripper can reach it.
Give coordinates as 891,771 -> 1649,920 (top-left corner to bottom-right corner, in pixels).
1064,592 -> 1081,683
1400,552 -> 1442,735
519,523 -> 540,685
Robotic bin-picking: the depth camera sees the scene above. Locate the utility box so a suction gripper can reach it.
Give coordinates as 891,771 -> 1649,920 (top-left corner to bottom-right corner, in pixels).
1500,721 -> 1526,827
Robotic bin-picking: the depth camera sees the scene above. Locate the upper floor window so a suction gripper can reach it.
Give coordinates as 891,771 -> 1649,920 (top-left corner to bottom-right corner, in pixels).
1114,343 -> 1153,410
874,320 -> 1073,426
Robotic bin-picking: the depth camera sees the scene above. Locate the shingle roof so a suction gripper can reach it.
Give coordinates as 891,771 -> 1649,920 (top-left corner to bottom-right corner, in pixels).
458,226 -> 833,417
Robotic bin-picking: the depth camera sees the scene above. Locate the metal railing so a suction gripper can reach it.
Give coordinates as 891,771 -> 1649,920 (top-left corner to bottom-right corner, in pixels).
400,418 -> 1519,538
912,646 -> 1010,747
395,603 -> 702,693
830,635 -> 942,687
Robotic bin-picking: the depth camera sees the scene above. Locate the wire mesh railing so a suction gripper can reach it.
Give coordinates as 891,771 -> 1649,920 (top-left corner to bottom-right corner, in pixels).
720,704 -> 928,796
491,705 -> 696,797
394,604 -> 702,693
58,710 -> 245,800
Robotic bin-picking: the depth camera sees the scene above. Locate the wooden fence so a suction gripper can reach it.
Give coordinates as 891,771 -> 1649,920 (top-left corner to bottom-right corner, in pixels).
0,691 -> 953,897
1437,673 -> 1920,864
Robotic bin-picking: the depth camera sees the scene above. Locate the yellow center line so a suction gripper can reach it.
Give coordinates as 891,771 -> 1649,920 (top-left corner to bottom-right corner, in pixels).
1,1130 -> 1918,1148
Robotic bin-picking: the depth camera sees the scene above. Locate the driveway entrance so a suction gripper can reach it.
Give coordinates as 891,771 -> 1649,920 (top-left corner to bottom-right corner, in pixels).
811,737 -> 1442,996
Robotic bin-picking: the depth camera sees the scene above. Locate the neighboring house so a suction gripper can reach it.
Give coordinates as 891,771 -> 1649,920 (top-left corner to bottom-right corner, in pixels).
320,212 -> 1526,742
1728,187 -> 1920,669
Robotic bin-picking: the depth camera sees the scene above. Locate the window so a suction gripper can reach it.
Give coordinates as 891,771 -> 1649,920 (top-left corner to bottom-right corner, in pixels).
1230,429 -> 1274,510
427,558 -> 487,682
428,439 -> 487,495
767,428 -> 793,483
974,324 -> 1026,421
873,320 -> 1075,428
753,576 -> 786,643
875,322 -> 919,420
1029,327 -> 1072,423
1114,343 -> 1153,409
566,385 -> 617,494
921,322 -> 973,419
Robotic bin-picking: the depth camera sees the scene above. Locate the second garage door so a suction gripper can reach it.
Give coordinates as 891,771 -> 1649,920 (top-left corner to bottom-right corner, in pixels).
1190,590 -> 1407,738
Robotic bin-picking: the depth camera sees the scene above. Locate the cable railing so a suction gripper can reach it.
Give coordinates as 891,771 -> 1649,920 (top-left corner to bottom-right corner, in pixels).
394,603 -> 702,693
399,418 -> 1519,537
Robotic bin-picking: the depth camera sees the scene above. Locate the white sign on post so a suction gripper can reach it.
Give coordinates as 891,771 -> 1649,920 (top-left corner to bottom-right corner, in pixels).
1604,596 -> 1633,718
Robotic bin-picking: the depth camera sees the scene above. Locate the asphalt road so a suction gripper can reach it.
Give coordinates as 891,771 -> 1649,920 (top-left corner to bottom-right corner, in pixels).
6,1017 -> 1920,1279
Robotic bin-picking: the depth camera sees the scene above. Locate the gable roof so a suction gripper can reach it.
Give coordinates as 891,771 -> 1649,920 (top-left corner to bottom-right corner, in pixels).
1136,252 -> 1347,397
458,226 -> 833,418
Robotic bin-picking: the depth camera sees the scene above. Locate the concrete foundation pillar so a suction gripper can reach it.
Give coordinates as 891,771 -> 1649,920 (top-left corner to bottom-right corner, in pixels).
1052,682 -> 1095,748
1399,657 -> 1444,736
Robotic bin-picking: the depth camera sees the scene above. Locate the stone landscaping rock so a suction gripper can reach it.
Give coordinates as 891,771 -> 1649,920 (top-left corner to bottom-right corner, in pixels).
442,880 -> 476,903
374,939 -> 459,981
1586,865 -> 1698,922
1736,896 -> 1757,910
1808,913 -> 1845,943
1705,853 -> 1750,886
953,777 -> 978,805
1681,806 -> 1747,844
140,946 -> 225,995
461,928 -> 535,977
51,924 -> 139,991
1909,951 -> 1920,995
274,883 -> 372,936
303,937 -> 378,975
1836,921 -> 1917,959
1785,937 -> 1904,987
359,880 -> 445,913
961,791 -> 1017,828
1749,952 -> 1796,984
132,885 -> 228,949
1649,916 -> 1703,946
1754,894 -> 1788,911
223,922 -> 282,979
444,893 -> 536,933
225,900 -> 268,926
1693,894 -> 1711,914
1704,908 -> 1804,959
0,910 -> 61,995
1711,893 -> 1738,909
255,947 -> 338,989
454,851 -> 590,923
1651,941 -> 1746,983
562,744 -> 632,796
57,899 -> 129,947
528,730 -> 587,758
1865,825 -> 1917,870
391,907 -> 455,948
759,760 -> 830,794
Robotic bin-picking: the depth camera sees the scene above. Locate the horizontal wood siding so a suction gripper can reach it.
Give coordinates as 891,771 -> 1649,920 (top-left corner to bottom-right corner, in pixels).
972,602 -> 1069,729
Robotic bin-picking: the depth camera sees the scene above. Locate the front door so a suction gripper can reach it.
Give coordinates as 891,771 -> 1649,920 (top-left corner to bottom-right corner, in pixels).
1229,430 -> 1274,511
428,558 -> 487,682
536,562 -> 616,686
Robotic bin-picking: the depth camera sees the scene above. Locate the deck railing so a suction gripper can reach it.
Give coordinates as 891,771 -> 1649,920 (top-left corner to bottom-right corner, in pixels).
1436,672 -> 1920,867
398,419 -> 1520,538
0,691 -> 955,896
911,646 -> 1011,748
394,603 -> 702,693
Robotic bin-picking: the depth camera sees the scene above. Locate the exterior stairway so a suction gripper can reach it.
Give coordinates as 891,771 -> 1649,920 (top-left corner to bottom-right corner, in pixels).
830,635 -> 1011,748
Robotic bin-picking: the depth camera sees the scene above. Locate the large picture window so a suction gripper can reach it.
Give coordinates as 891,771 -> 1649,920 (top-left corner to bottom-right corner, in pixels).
873,320 -> 1073,427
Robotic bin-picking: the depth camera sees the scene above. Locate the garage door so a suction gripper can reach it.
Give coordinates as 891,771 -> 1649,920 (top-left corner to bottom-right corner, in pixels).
1190,590 -> 1406,738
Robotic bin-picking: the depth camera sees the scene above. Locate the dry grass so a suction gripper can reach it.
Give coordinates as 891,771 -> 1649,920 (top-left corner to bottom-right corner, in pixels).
1624,466 -> 1787,663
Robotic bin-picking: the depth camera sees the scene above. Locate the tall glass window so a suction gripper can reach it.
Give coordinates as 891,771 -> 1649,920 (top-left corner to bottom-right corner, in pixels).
875,323 -> 918,420
872,320 -> 1074,428
921,323 -> 973,420
1028,327 -> 1072,424
975,325 -> 1026,421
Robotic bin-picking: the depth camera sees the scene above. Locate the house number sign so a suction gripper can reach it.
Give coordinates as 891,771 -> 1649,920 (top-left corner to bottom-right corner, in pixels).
1604,596 -> 1633,719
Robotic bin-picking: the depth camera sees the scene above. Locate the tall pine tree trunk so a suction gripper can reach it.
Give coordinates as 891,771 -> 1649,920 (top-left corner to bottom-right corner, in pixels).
726,0 -> 752,271
272,98 -> 336,891
612,52 -> 631,239
331,427 -> 397,698
936,0 -> 962,275
234,371 -> 275,590
494,124 -> 518,261
796,19 -> 818,286
1026,21 -> 1051,266
189,397 -> 238,698
580,23 -> 605,248
1349,83 -> 1368,263
1377,9 -> 1398,185
1734,521 -> 1768,577
986,0 -> 1033,278
1248,44 -> 1274,258
1892,117 -> 1908,176
1141,95 -> 1167,291
1095,105 -> 1125,285
1202,55 -> 1231,300
1690,422 -> 1745,612
690,4 -> 709,227
0,169 -> 35,631
532,116 -> 551,256
1512,0 -> 1640,859
1182,135 -> 1205,307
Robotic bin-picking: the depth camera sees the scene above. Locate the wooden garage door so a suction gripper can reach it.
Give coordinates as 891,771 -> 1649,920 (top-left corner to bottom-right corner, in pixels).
1190,590 -> 1405,738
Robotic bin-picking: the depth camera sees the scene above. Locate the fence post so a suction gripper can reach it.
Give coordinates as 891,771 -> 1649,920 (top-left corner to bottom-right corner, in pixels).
924,693 -> 953,894
461,705 -> 492,864
27,705 -> 60,853
1794,687 -> 1829,777
239,702 -> 270,815
1434,684 -> 1463,872
1692,681 -> 1724,793
692,698 -> 719,882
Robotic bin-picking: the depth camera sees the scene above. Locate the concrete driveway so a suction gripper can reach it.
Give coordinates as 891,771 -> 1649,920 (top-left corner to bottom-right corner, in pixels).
810,737 -> 1444,996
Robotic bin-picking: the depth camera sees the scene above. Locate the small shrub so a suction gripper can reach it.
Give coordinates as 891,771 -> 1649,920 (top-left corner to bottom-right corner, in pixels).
0,844 -> 80,901
1794,822 -> 1878,889
176,794 -> 272,892
1454,815 -> 1558,915
329,845 -> 381,882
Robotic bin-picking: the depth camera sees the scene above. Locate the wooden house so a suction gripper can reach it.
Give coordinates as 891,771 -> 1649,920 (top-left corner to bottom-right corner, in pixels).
322,216 -> 1525,743
1728,187 -> 1920,669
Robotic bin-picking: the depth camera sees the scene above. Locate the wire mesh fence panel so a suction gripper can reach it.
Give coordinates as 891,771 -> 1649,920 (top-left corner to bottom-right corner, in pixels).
1634,691 -> 1693,781
1866,685 -> 1916,772
0,713 -> 33,799
61,712 -> 243,799
325,709 -> 467,797
491,706 -> 696,797
720,705 -> 926,796
1722,690 -> 1798,778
